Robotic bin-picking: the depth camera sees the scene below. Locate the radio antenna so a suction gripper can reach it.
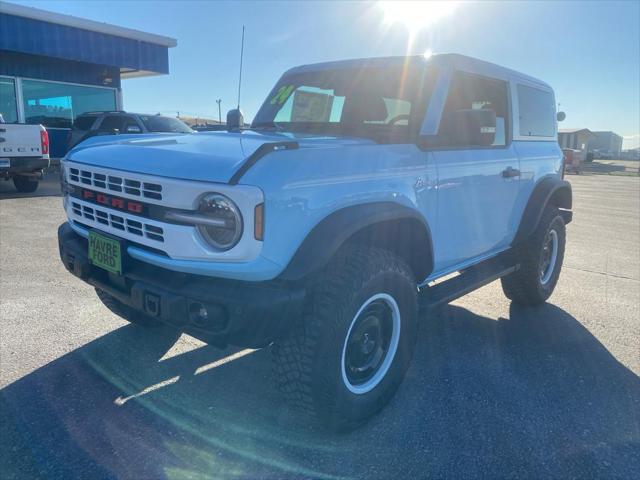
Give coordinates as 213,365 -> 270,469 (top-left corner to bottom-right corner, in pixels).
237,25 -> 245,109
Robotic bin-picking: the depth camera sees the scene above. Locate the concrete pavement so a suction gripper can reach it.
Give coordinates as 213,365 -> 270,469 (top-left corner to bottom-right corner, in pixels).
1,172 -> 638,479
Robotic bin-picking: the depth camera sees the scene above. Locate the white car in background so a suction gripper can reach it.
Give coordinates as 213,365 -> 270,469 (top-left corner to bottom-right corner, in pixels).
0,117 -> 50,193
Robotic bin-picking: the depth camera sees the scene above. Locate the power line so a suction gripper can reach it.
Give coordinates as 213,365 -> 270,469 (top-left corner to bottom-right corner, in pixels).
237,25 -> 245,109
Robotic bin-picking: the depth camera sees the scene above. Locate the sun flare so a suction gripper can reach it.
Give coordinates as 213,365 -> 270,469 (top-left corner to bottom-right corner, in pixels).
380,1 -> 459,35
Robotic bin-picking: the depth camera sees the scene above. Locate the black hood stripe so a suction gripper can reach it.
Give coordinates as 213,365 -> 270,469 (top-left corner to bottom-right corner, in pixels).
228,141 -> 298,185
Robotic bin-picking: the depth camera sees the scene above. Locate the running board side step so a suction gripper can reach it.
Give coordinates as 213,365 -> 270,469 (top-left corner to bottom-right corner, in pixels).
419,251 -> 520,311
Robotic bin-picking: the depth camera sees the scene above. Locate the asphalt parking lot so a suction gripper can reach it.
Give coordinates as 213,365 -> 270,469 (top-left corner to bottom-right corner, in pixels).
1,170 -> 639,479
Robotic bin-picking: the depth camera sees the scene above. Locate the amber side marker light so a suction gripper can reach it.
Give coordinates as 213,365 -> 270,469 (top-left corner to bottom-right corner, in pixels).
254,203 -> 264,240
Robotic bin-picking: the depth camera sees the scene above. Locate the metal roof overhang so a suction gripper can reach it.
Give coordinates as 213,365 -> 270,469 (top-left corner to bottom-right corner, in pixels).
0,3 -> 176,79
559,128 -> 597,137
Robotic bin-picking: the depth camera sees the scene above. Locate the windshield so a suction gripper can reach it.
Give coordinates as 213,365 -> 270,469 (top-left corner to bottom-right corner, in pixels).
139,115 -> 193,133
252,64 -> 437,142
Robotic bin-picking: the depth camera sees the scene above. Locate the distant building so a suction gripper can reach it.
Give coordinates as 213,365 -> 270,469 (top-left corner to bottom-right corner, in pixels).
622,147 -> 640,160
589,131 -> 623,157
558,128 -> 596,165
558,128 -> 596,153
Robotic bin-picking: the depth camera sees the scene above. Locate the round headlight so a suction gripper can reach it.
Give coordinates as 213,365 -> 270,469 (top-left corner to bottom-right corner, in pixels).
197,193 -> 243,250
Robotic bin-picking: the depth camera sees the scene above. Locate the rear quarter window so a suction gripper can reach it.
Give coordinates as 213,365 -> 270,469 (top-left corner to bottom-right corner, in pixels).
517,84 -> 555,137
73,116 -> 97,131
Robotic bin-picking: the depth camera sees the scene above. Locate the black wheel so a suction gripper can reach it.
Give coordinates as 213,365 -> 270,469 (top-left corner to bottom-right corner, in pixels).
95,288 -> 161,327
502,206 -> 566,305
13,176 -> 39,193
272,246 -> 418,431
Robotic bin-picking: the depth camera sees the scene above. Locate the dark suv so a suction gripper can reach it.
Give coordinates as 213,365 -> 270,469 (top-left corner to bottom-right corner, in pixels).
66,111 -> 193,152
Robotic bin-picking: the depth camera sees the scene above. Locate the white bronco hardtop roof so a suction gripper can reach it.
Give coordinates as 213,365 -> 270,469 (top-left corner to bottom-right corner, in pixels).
285,53 -> 552,91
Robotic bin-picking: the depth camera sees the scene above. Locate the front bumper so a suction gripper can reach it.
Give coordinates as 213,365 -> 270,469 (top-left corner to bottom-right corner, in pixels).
0,156 -> 49,175
58,222 -> 305,348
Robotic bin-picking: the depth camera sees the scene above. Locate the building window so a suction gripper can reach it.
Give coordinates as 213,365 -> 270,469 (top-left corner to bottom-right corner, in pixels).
21,79 -> 116,128
0,77 -> 18,123
517,84 -> 555,137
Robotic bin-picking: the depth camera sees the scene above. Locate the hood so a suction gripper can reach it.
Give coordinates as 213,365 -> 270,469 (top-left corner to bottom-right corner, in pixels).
66,130 -> 374,184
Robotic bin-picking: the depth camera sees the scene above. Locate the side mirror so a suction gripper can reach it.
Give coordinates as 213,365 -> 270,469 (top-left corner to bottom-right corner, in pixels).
226,109 -> 244,131
444,109 -> 496,147
126,125 -> 142,133
557,111 -> 566,122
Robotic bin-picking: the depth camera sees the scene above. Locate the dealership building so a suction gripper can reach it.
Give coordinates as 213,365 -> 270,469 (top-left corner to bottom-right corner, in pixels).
0,2 -> 176,157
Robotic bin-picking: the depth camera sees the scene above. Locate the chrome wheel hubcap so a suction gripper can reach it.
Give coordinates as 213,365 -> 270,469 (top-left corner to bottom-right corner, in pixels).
540,229 -> 559,285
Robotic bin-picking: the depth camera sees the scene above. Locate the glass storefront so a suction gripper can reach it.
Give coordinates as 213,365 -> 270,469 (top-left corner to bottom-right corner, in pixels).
21,79 -> 117,128
0,76 -> 118,156
0,76 -> 18,123
0,76 -> 118,127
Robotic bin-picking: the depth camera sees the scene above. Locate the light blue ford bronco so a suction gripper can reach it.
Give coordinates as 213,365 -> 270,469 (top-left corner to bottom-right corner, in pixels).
58,54 -> 572,431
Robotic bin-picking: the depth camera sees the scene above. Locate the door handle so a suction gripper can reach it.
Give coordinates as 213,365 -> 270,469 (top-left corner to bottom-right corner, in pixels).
502,166 -> 520,178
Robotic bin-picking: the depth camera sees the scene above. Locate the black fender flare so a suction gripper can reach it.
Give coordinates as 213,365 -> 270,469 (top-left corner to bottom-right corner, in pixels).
278,202 -> 434,282
514,176 -> 572,245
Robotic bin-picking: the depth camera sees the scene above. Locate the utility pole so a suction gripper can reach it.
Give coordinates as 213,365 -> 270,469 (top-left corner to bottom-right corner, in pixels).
216,99 -> 222,124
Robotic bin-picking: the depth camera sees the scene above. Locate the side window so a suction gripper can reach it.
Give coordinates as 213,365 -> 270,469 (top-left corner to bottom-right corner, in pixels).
98,115 -> 125,132
439,72 -> 509,146
517,84 -> 555,137
363,98 -> 412,125
122,116 -> 142,133
0,77 -> 18,123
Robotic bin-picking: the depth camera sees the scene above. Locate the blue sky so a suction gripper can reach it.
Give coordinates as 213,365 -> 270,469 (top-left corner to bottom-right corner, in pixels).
13,0 -> 640,147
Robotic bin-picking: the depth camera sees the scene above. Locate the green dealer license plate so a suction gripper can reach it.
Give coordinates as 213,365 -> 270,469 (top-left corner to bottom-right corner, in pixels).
88,231 -> 122,275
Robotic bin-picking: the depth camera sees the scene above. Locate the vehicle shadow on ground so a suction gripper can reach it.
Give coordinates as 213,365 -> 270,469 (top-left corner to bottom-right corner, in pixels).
0,170 -> 61,199
2,303 -> 639,479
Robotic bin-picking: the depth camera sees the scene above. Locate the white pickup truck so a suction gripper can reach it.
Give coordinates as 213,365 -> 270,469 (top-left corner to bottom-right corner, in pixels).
0,121 -> 50,193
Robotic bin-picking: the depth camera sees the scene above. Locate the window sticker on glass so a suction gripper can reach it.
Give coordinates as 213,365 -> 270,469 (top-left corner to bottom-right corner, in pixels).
270,85 -> 294,105
291,90 -> 334,122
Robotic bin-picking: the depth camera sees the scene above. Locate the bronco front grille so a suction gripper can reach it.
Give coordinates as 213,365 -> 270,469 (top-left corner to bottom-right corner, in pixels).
68,167 -> 163,200
71,201 -> 165,242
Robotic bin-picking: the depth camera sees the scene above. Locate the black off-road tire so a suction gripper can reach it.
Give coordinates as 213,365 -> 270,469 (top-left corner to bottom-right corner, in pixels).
271,246 -> 418,432
95,287 -> 160,327
13,176 -> 39,193
501,206 -> 566,305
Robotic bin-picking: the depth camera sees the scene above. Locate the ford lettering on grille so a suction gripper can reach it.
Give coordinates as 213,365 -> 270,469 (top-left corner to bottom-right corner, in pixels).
81,188 -> 145,215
